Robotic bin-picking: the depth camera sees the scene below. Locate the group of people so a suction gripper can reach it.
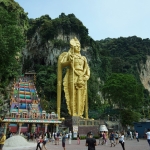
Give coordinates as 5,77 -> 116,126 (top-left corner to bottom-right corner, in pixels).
86,130 -> 142,150
97,131 -> 124,149
36,133 -> 48,150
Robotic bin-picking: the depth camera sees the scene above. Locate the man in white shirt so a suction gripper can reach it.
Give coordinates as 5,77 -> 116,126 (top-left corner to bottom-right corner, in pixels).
146,129 -> 150,147
130,131 -> 133,140
69,131 -> 72,144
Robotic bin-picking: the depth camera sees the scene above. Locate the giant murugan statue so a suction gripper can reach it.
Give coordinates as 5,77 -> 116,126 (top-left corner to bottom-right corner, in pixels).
57,37 -> 90,118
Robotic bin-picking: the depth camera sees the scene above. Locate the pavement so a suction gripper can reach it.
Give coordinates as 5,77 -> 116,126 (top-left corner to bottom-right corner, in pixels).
3,138 -> 150,150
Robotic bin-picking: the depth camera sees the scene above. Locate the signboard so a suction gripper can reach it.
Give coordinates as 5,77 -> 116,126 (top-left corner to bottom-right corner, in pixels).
73,125 -> 78,132
73,125 -> 78,138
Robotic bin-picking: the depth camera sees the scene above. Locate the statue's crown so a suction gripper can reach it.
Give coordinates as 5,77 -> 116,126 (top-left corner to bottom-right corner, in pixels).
70,37 -> 80,46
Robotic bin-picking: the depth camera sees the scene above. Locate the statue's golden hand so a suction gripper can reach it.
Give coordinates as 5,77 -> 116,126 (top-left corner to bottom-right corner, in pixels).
83,75 -> 90,80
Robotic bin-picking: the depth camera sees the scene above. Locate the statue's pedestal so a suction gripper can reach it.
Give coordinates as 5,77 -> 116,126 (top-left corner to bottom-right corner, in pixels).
64,116 -> 80,138
72,116 -> 80,138
64,116 -> 100,137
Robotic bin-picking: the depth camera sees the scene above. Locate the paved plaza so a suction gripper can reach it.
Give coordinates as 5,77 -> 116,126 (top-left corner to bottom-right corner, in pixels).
3,138 -> 150,150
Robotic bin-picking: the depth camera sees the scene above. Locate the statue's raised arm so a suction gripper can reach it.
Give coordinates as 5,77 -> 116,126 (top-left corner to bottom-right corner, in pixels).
57,37 -> 90,118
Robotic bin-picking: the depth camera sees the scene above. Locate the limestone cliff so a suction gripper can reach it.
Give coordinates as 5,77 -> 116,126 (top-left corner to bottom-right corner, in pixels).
139,56 -> 150,92
22,30 -> 91,68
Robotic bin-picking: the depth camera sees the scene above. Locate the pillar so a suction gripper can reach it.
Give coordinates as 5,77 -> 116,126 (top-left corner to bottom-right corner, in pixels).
4,123 -> 8,135
18,123 -> 22,134
56,123 -> 59,132
32,124 -> 36,132
44,124 -> 48,133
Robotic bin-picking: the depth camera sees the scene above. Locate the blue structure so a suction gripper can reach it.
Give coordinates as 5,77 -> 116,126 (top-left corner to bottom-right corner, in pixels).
134,122 -> 150,138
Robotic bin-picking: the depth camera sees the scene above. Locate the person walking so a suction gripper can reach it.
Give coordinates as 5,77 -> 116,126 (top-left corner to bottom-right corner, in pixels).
146,129 -> 150,147
36,135 -> 42,150
62,134 -> 66,150
54,132 -> 57,145
109,131 -> 115,147
68,131 -> 72,144
77,132 -> 80,145
0,132 -> 6,150
101,131 -> 106,145
119,132 -> 125,150
135,131 -> 139,142
57,131 -> 60,145
114,131 -> 119,144
85,132 -> 97,150
130,131 -> 133,140
42,134 -> 48,150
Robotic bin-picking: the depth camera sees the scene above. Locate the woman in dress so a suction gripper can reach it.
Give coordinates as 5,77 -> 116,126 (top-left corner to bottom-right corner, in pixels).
77,132 -> 80,145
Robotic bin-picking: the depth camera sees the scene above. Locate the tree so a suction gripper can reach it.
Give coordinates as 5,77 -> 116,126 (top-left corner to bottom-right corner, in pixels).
101,73 -> 144,109
120,109 -> 141,126
101,73 -> 144,125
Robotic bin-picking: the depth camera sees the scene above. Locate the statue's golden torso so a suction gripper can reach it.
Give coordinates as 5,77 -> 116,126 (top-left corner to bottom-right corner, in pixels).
74,55 -> 85,71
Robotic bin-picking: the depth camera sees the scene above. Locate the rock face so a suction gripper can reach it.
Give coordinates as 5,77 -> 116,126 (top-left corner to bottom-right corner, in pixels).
22,30 -> 91,68
139,55 -> 150,92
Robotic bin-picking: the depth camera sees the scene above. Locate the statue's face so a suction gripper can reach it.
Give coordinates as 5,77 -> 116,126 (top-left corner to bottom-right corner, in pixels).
74,44 -> 80,52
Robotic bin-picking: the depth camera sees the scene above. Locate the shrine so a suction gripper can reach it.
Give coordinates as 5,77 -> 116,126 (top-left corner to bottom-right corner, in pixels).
1,72 -> 61,134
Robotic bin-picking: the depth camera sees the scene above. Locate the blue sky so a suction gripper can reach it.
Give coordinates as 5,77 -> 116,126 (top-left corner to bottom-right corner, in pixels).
15,0 -> 150,40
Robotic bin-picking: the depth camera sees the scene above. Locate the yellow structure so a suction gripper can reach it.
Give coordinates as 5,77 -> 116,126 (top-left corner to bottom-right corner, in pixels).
57,37 -> 90,118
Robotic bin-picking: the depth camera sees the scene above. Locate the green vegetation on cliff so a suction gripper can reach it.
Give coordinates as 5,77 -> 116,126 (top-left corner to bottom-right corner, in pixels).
0,0 -> 28,96
27,13 -> 90,46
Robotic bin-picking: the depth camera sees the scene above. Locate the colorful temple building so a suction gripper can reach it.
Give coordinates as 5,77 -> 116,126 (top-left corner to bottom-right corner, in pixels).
1,72 -> 61,134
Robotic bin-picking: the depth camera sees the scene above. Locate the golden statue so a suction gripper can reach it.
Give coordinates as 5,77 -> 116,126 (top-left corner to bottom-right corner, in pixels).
57,37 -> 90,118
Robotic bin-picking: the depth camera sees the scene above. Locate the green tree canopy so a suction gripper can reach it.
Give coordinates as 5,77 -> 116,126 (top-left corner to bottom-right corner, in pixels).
0,0 -> 28,94
101,73 -> 144,109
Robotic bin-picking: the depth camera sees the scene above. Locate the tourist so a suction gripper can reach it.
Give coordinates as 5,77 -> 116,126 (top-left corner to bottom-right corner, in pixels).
130,131 -> 133,140
54,132 -> 57,145
57,131 -> 60,145
109,131 -> 115,147
114,131 -> 119,144
65,133 -> 68,140
135,131 -> 139,142
62,134 -> 66,150
68,131 -> 72,144
146,129 -> 150,147
27,132 -> 30,141
77,132 -> 80,145
36,135 -> 42,150
46,132 -> 50,142
0,132 -> 6,150
126,130 -> 130,140
85,132 -> 97,150
42,134 -> 48,150
101,131 -> 106,145
119,132 -> 125,150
